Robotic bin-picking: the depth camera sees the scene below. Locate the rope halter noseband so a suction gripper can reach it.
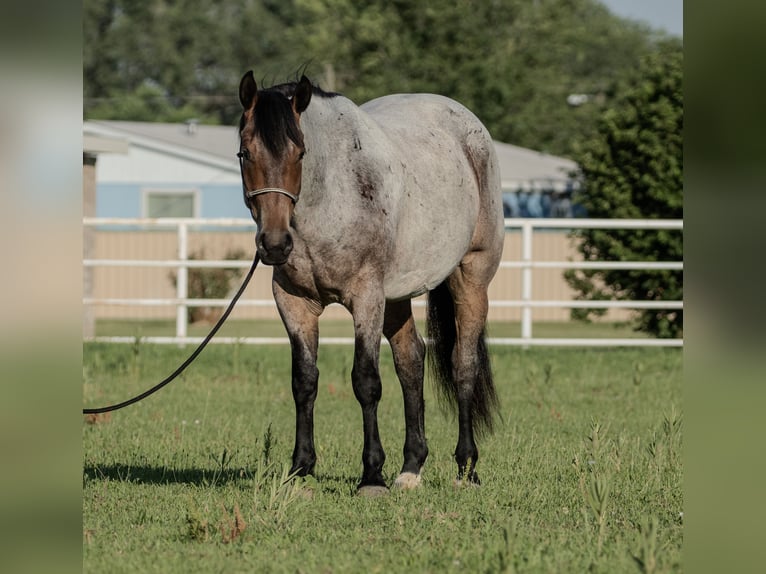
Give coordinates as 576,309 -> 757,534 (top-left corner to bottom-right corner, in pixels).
245,187 -> 299,204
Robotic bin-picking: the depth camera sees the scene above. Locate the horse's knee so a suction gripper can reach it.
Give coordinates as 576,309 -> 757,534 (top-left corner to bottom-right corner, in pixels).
291,365 -> 319,403
351,362 -> 382,405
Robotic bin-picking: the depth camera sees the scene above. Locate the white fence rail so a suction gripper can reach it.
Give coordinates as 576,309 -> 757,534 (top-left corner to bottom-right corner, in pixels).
83,217 -> 683,347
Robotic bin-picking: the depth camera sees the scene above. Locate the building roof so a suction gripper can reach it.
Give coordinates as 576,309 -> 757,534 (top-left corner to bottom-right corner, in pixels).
84,120 -> 578,190
86,119 -> 238,162
493,141 -> 577,192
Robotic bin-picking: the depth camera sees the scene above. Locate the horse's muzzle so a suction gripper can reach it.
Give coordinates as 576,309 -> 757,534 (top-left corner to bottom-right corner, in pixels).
257,229 -> 293,265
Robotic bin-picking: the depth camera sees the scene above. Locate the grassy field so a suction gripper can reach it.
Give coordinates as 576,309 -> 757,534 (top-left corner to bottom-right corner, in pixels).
83,341 -> 682,573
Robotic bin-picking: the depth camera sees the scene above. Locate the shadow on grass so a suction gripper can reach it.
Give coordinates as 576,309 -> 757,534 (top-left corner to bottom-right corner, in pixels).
84,463 -> 359,492
84,463 -> 249,485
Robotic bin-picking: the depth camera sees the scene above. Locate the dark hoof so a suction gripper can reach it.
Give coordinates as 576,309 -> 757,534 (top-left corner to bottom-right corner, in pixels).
453,470 -> 481,487
288,464 -> 315,478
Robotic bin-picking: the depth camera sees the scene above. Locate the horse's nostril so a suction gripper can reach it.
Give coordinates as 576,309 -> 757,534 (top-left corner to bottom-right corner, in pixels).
259,230 -> 293,264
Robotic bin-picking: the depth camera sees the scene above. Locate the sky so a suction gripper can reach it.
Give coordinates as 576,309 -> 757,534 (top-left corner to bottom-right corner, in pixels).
599,0 -> 683,36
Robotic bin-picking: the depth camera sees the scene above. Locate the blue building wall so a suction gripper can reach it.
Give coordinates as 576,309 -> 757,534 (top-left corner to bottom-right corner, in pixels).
97,183 -> 245,219
200,184 -> 248,218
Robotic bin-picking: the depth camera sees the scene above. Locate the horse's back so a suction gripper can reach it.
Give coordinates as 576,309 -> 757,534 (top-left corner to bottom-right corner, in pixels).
360,94 -> 504,299
361,93 -> 489,149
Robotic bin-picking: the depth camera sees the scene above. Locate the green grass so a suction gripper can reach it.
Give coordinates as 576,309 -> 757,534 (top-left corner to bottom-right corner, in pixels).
95,318 -> 650,340
83,343 -> 682,573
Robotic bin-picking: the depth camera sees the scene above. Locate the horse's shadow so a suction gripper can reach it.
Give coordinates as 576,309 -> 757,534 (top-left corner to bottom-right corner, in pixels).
84,463 -> 358,492
84,463 -> 244,486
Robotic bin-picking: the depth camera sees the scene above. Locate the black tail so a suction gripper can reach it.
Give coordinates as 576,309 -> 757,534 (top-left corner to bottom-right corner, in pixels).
426,281 -> 499,437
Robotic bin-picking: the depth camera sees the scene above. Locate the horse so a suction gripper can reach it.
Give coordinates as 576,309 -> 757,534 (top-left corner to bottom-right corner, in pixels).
237,71 -> 504,495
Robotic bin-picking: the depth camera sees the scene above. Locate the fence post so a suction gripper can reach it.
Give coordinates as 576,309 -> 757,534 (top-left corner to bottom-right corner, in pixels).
176,222 -> 188,340
521,220 -> 533,345
82,154 -> 97,338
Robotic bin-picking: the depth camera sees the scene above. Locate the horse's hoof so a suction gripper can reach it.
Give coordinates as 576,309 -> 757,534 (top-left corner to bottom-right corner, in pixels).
452,479 -> 481,488
294,482 -> 316,500
453,472 -> 481,488
393,472 -> 422,490
357,485 -> 390,497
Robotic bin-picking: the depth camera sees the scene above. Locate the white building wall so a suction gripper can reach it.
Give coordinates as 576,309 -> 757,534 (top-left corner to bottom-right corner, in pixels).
96,144 -> 240,185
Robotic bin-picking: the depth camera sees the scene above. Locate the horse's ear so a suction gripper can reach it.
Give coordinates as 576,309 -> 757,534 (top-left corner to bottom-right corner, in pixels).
239,71 -> 257,109
293,75 -> 312,114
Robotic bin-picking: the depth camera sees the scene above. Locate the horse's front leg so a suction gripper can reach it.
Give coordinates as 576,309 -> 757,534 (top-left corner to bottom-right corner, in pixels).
273,282 -> 321,477
350,292 -> 388,495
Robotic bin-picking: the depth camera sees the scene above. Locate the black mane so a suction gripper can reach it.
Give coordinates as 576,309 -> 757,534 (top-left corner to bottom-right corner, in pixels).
239,81 -> 339,157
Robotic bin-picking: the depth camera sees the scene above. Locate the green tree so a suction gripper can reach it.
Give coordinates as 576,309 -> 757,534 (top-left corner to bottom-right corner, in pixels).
84,0 -> 284,125
84,0 -> 665,157
566,40 -> 683,338
286,0 -> 655,157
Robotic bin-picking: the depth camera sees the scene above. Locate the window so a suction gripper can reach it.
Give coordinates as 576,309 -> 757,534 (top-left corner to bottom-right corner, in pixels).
142,189 -> 200,218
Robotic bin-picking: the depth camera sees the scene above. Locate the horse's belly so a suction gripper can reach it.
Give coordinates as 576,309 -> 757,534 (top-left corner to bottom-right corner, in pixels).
383,267 -> 455,301
383,215 -> 475,300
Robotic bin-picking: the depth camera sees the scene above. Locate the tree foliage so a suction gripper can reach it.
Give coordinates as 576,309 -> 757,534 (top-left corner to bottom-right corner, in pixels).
566,40 -> 683,338
83,0 -> 670,157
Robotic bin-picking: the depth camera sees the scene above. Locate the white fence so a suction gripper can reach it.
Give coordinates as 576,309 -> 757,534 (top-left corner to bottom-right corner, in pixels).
83,217 -> 683,347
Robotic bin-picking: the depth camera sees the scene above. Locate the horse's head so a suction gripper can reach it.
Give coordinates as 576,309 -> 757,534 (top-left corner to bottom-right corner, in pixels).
238,71 -> 312,265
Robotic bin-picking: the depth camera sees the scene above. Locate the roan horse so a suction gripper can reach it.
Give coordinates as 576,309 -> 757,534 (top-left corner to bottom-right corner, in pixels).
237,71 -> 504,494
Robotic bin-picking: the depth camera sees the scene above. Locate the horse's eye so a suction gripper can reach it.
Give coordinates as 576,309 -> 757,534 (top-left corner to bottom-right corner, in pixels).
237,149 -> 251,161
298,150 -> 306,161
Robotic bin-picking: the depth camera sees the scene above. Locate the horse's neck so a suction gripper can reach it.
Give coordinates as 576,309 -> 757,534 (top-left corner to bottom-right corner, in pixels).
295,96 -> 386,243
301,96 -> 368,186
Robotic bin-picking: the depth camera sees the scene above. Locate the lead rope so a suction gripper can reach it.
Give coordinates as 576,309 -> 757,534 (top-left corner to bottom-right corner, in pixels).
83,253 -> 260,415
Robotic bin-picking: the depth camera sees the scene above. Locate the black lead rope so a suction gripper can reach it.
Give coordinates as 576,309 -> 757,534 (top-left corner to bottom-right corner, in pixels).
83,253 -> 260,415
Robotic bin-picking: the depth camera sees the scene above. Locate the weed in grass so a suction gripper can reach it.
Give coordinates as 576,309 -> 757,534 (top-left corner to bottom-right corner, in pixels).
204,448 -> 236,487
646,406 -> 682,465
185,506 -> 210,542
543,362 -> 554,385
84,412 -> 111,425
524,361 -> 563,420
130,336 -> 142,381
662,405 -> 683,462
586,471 -> 612,556
251,458 -> 305,528
633,361 -> 644,386
632,515 -> 662,574
184,502 -> 248,544
232,341 -> 241,378
490,518 -> 518,574
577,420 -> 614,556
248,426 -> 308,528
219,503 -> 247,543
645,405 -> 683,511
586,419 -> 610,459
261,422 -> 275,464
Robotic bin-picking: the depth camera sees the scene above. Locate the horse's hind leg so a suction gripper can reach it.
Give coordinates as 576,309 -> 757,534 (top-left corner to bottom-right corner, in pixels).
383,300 -> 428,489
446,254 -> 499,485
